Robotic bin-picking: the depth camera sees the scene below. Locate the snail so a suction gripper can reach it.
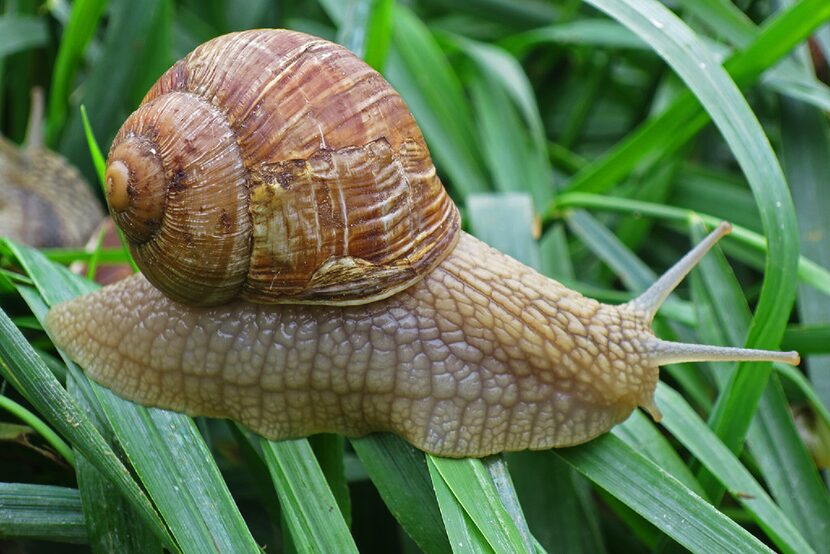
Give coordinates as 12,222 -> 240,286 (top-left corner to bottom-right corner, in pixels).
45,30 -> 799,458
0,89 -> 104,247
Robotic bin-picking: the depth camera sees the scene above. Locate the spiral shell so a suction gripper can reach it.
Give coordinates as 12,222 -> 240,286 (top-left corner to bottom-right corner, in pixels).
104,29 -> 460,307
0,136 -> 103,247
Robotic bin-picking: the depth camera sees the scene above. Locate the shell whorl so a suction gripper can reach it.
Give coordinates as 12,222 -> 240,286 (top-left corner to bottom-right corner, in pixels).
106,91 -> 251,306
105,29 -> 460,307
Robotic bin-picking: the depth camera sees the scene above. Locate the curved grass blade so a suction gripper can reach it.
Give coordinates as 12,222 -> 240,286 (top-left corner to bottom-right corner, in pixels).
46,0 -> 108,146
546,0 -> 830,204
429,456 -> 532,554
0,15 -> 48,59
7,240 -> 262,554
351,434 -> 451,553
552,193 -> 830,297
580,3 -> 800,387
657,383 -> 814,554
0,305 -> 174,550
0,483 -> 87,544
0,391 -> 74,466
688,219 -> 830,551
261,438 -> 358,553
556,436 -> 773,554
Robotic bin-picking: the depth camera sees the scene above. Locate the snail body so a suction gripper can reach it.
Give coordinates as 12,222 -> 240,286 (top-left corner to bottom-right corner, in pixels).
46,30 -> 798,458
0,90 -> 104,247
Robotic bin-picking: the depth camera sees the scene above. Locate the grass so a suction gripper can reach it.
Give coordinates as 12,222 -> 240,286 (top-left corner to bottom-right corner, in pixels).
1,0 -> 830,552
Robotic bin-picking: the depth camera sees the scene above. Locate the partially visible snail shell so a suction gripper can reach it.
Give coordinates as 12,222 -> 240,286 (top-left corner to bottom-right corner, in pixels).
104,30 -> 459,307
0,92 -> 104,247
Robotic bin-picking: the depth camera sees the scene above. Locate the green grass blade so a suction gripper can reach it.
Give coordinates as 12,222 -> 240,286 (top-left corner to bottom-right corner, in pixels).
95,399 -> 260,553
79,104 -> 140,274
79,105 -> 106,187
656,383 -> 814,554
307,434 -> 351,526
0,391 -> 74,466
775,363 -> 830,430
57,0 -> 172,178
364,0 -> 394,71
483,454 -> 534,552
747,379 -> 830,551
0,483 -> 87,544
261,438 -> 358,552
581,2 -> 800,390
556,436 -> 773,554
0,15 -> 48,58
427,457 -> 493,554
46,0 -> 108,146
445,32 -> 552,207
548,0 -> 830,203
0,300 -> 174,550
468,194 -> 540,269
551,192 -> 830,298
687,220 -> 830,551
429,456 -> 531,554
612,411 -> 704,497
780,73 -> 830,416
385,5 -> 490,197
351,434 -> 451,553
466,70 -> 552,209
506,451 -> 606,554
68,375 -> 162,554
337,0 -> 393,71
8,240 -> 261,553
507,19 -> 645,52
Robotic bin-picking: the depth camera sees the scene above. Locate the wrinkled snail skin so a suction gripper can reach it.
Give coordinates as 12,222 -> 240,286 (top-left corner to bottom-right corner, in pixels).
44,29 -> 800,458
46,227 -> 799,458
47,232 -> 660,457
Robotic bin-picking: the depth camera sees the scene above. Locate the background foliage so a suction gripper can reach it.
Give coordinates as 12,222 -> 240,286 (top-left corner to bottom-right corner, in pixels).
2,0 -> 830,552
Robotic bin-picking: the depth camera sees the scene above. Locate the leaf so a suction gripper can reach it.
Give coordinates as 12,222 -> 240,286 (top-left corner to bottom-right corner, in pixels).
429,457 -> 531,554
384,5 -> 490,197
7,240 -> 260,553
657,383 -> 814,554
261,438 -> 358,552
0,15 -> 48,59
0,483 -> 87,544
351,434 -> 451,553
556,436 -> 773,554
46,0 -> 108,146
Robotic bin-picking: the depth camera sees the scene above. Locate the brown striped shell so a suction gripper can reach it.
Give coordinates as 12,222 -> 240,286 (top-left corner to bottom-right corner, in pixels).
104,29 -> 460,307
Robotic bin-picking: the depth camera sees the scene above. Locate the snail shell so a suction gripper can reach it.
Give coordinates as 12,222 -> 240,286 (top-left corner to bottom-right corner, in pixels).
0,93 -> 104,247
104,30 -> 458,307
